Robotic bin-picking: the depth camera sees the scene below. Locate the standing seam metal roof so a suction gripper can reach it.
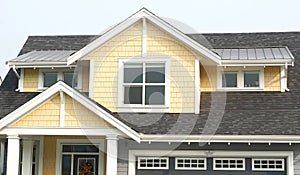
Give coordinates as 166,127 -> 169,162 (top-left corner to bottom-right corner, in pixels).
9,50 -> 76,63
211,47 -> 293,60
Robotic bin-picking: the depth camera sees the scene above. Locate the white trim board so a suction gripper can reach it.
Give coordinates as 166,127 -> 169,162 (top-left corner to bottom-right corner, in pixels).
67,8 -> 221,65
128,150 -> 293,175
0,81 -> 140,142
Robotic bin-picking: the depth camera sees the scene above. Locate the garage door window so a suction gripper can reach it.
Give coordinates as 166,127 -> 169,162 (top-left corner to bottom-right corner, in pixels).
138,157 -> 168,169
252,159 -> 284,171
175,158 -> 206,170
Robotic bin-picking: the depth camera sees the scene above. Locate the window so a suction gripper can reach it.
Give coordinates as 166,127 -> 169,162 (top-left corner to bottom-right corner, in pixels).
218,67 -> 264,90
222,72 -> 237,88
175,158 -> 206,170
244,72 -> 259,87
118,59 -> 170,112
63,72 -> 78,87
213,158 -> 245,170
39,69 -> 81,90
43,72 -> 58,87
138,157 -> 169,169
252,159 -> 284,171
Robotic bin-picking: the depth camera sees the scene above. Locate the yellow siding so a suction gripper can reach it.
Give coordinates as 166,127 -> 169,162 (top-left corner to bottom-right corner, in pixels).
264,66 -> 281,91
11,94 -> 60,127
43,136 -> 90,175
64,94 -> 112,127
200,65 -> 217,92
82,65 -> 90,92
147,22 -> 199,113
23,68 -> 39,92
84,22 -> 143,111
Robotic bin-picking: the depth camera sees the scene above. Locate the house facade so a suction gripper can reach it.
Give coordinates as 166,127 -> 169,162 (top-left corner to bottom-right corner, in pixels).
0,8 -> 300,175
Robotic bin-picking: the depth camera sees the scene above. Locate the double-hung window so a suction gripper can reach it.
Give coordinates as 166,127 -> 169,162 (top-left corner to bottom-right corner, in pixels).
118,59 -> 170,112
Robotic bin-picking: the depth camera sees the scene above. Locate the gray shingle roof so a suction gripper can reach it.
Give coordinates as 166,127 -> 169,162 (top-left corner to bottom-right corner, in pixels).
1,32 -> 300,136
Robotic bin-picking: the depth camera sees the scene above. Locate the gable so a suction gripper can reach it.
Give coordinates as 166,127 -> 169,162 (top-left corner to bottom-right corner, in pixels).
81,20 -> 207,113
10,93 -> 113,128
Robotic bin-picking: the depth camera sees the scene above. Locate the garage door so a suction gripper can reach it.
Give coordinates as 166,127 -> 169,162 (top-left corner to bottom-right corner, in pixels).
136,157 -> 286,175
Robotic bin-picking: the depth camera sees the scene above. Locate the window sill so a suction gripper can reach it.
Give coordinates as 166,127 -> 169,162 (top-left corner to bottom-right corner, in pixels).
117,106 -> 170,113
217,88 -> 264,92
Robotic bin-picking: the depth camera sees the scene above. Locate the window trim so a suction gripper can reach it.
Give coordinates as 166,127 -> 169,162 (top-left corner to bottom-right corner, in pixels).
56,139 -> 104,175
252,158 -> 285,171
217,67 -> 264,91
213,158 -> 245,171
137,157 -> 169,170
38,68 -> 82,91
118,58 -> 170,113
175,157 -> 207,170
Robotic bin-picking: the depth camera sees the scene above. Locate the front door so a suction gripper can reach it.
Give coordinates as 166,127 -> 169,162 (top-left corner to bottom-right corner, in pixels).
74,155 -> 98,175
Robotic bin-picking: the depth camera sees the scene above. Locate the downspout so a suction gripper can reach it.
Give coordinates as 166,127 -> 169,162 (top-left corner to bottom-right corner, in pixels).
12,65 -> 20,79
285,62 -> 290,92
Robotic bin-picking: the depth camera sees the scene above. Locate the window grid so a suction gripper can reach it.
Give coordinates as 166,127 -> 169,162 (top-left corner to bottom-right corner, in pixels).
175,158 -> 206,170
123,62 -> 166,106
137,157 -> 169,169
252,159 -> 285,171
213,158 -> 245,171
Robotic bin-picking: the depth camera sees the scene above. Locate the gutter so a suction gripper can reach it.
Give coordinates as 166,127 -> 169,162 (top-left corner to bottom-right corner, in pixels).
140,134 -> 300,144
12,65 -> 20,79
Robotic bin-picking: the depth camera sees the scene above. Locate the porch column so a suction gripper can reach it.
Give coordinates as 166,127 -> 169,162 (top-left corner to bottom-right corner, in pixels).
7,135 -> 20,175
106,135 -> 118,175
22,140 -> 34,175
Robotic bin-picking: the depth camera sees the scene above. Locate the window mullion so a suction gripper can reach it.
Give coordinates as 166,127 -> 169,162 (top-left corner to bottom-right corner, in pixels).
142,63 -> 146,105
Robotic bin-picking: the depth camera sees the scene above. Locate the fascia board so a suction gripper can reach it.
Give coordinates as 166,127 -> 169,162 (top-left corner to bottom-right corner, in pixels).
67,9 -> 221,65
0,81 -> 140,142
141,134 -> 300,143
67,18 -> 141,65
143,14 -> 221,64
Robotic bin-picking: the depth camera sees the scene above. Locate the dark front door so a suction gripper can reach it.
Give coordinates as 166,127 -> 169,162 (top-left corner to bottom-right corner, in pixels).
73,155 -> 99,175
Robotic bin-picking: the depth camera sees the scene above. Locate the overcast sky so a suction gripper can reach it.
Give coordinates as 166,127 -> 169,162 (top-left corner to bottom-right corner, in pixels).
1,0 -> 300,79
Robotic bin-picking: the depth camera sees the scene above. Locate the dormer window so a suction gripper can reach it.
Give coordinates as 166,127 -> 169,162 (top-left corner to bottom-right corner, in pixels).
218,67 -> 264,91
118,58 -> 170,112
38,68 -> 82,91
43,72 -> 58,87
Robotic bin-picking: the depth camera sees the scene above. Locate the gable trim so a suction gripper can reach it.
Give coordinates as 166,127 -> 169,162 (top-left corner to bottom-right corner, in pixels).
0,81 -> 140,142
67,8 -> 221,65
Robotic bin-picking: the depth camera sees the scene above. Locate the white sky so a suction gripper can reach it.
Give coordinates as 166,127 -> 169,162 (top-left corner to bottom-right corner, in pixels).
0,0 -> 300,79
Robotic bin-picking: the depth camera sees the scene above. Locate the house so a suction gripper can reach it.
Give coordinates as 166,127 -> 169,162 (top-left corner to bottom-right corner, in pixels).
0,8 -> 299,175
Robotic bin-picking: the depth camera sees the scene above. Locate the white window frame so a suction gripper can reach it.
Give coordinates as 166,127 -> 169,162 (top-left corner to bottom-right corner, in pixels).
252,158 -> 285,171
137,157 -> 169,170
38,68 -> 82,91
213,158 -> 245,171
56,139 -> 104,175
118,58 -> 170,113
175,157 -> 206,170
217,66 -> 264,91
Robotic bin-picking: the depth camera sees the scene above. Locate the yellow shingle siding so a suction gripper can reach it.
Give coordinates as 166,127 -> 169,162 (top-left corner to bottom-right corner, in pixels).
42,136 -> 89,175
84,22 -> 143,112
64,94 -> 112,127
10,92 -> 113,128
147,22 -> 199,113
200,65 -> 217,92
23,68 -> 39,92
264,66 -> 281,91
11,94 -> 60,127
82,65 -> 90,92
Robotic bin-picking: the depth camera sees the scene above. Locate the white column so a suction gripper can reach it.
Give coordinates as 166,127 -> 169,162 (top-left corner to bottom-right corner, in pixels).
106,135 -> 118,175
22,140 -> 34,175
0,141 -> 5,175
7,135 -> 20,175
